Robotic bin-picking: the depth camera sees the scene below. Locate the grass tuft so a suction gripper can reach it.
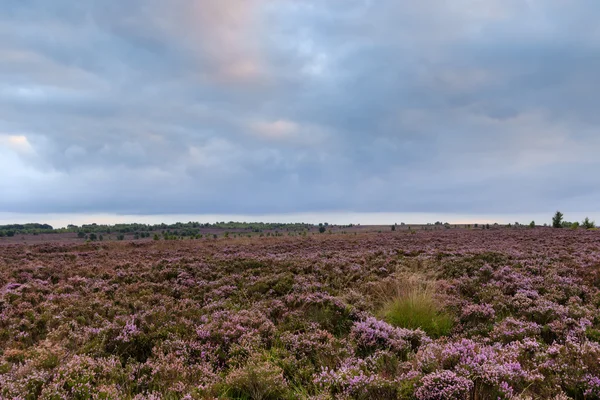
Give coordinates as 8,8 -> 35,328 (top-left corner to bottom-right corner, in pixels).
376,275 -> 454,338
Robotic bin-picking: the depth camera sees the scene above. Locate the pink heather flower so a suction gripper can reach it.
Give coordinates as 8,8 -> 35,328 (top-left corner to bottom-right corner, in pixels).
415,370 -> 473,400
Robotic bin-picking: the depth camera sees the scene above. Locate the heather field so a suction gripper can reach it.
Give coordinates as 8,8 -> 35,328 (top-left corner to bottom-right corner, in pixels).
2,229 -> 600,399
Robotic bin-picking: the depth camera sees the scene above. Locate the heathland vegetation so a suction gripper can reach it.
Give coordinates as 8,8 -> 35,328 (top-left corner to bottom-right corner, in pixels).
1,226 -> 600,398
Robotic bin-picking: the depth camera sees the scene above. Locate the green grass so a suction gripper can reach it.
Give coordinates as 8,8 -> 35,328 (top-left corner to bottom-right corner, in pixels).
379,284 -> 454,338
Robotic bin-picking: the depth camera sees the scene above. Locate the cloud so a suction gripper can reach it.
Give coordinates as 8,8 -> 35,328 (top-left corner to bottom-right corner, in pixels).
251,119 -> 298,139
0,0 -> 599,218
0,134 -> 34,155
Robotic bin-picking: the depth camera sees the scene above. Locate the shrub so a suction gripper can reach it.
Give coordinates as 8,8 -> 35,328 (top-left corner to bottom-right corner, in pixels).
415,370 -> 473,400
350,317 -> 428,356
223,357 -> 290,400
582,217 -> 596,229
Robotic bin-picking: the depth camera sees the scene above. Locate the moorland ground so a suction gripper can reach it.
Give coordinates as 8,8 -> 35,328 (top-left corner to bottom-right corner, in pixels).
1,229 -> 600,399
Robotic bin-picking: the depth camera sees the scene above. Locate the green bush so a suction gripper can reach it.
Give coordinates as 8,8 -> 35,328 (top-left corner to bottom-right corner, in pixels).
582,217 -> 596,229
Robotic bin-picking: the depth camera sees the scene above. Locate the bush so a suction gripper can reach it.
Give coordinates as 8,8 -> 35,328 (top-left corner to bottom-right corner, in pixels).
415,370 -> 473,400
223,358 -> 290,400
582,217 -> 596,229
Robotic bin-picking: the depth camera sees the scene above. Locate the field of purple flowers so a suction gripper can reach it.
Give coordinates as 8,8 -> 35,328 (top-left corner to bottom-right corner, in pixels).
1,229 -> 600,399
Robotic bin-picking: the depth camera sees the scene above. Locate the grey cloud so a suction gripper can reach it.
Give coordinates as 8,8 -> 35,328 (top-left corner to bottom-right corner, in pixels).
1,0 -> 599,217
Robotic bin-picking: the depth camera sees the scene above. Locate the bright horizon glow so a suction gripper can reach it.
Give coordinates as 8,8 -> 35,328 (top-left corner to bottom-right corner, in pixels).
1,211 -> 598,229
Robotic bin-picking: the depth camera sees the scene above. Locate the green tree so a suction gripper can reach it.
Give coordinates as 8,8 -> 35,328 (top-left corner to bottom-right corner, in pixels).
552,211 -> 564,228
582,217 -> 596,229
391,225 -> 396,231
319,226 -> 326,233
529,221 -> 535,228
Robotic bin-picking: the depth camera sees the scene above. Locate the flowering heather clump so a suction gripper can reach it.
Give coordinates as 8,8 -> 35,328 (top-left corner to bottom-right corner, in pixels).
1,229 -> 600,398
350,317 -> 429,356
415,370 -> 473,400
490,317 -> 541,343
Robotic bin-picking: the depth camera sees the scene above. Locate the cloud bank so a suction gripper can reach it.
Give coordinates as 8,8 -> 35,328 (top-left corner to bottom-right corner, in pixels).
1,0 -> 599,217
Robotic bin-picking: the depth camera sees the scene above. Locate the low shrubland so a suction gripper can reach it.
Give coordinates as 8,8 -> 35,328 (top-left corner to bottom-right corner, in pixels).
1,229 -> 600,398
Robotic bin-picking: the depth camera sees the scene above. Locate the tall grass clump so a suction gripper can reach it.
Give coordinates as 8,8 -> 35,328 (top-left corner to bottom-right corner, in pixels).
375,276 -> 454,338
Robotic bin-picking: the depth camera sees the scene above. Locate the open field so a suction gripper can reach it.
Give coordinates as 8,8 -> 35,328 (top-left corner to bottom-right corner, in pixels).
1,229 -> 600,399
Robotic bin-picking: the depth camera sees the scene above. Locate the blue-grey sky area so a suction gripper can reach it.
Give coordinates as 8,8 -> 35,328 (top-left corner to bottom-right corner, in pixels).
1,0 -> 599,225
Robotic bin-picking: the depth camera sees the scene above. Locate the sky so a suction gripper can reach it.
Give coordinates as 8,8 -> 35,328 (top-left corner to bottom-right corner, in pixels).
1,0 -> 600,226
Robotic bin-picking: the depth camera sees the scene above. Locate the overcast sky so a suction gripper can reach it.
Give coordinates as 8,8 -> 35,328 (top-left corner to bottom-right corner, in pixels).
1,0 -> 599,225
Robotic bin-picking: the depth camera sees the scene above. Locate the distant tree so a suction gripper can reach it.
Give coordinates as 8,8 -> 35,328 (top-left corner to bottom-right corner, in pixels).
153,234 -> 159,240
77,231 -> 86,238
582,217 -> 596,229
319,226 -> 326,233
485,224 -> 490,229
89,233 -> 97,241
391,225 -> 396,231
570,221 -> 580,229
117,234 -> 125,241
99,235 -> 103,241
552,211 -> 564,228
529,221 -> 535,229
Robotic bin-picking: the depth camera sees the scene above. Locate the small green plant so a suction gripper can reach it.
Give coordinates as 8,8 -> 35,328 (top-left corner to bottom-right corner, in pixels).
153,234 -> 159,240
